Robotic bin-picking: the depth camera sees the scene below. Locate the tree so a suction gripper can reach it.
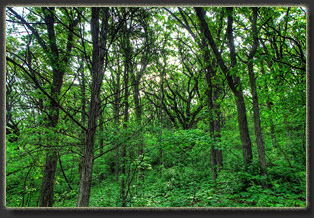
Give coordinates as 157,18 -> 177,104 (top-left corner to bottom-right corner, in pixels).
195,7 -> 253,167
77,7 -> 110,207
7,7 -> 78,206
235,7 -> 267,181
165,7 -> 226,181
120,8 -> 133,206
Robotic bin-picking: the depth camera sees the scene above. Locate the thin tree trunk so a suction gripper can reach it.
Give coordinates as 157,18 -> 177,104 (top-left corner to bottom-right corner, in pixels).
248,61 -> 267,175
78,55 -> 86,182
99,103 -> 104,154
226,7 -> 253,166
114,73 -> 121,182
121,23 -> 131,206
121,81 -> 128,207
213,89 -> 223,170
133,78 -> 144,182
208,87 -> 218,182
247,7 -> 267,178
132,30 -> 148,181
260,60 -> 293,168
199,22 -> 218,182
159,54 -> 166,177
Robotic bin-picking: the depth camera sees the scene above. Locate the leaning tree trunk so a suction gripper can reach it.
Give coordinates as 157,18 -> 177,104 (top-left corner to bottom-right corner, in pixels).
195,7 -> 253,166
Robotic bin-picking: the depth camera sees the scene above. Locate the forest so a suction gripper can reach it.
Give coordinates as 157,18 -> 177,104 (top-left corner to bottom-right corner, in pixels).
5,6 -> 307,207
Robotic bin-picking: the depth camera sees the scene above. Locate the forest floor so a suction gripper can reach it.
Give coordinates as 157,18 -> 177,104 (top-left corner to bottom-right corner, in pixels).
50,164 -> 306,207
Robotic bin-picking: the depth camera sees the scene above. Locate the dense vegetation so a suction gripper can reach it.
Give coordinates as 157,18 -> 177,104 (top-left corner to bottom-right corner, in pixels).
5,6 -> 307,207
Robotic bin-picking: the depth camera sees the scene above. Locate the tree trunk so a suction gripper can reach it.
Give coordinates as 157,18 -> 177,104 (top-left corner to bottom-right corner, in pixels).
200,23 -> 218,182
78,55 -> 86,182
261,63 -> 293,168
210,146 -> 217,182
159,54 -> 166,177
40,150 -> 58,207
195,7 -> 253,166
77,111 -> 98,207
213,89 -> 223,170
133,77 -> 144,182
121,23 -> 131,206
247,7 -> 267,177
99,103 -> 104,154
207,85 -> 217,182
121,74 -> 129,206
234,89 -> 253,165
39,7 -> 68,207
77,7 -> 109,207
40,67 -> 63,207
248,61 -> 267,175
114,70 -> 121,182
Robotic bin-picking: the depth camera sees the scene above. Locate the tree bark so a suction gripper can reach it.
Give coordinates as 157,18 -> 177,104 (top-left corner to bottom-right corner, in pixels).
233,89 -> 253,165
40,150 -> 58,207
249,61 -> 267,173
247,7 -> 267,176
77,7 -> 109,207
99,104 -> 104,154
